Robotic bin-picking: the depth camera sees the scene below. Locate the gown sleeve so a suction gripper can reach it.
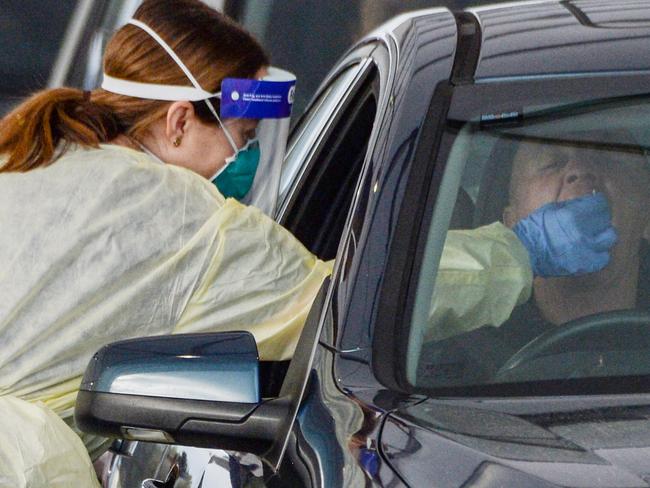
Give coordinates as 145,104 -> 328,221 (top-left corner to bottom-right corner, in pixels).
174,198 -> 333,361
426,222 -> 533,342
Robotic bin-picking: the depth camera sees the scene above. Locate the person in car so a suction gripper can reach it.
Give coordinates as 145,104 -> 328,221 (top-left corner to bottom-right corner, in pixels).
419,132 -> 650,385
0,1 -> 330,485
504,137 -> 650,326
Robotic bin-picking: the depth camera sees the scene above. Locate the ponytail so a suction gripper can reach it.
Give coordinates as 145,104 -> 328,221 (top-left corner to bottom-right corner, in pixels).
0,88 -> 121,173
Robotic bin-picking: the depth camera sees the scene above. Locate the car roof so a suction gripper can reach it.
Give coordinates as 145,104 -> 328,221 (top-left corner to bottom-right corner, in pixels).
468,0 -> 650,81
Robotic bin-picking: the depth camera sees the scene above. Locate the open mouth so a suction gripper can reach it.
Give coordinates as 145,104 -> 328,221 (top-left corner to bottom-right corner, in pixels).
558,181 -> 605,203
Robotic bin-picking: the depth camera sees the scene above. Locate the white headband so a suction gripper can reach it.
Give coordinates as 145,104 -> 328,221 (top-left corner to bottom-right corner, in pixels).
101,19 -> 221,104
102,18 -> 236,149
101,75 -> 220,101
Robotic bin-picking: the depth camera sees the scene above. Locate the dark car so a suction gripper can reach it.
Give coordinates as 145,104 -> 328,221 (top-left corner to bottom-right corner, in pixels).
76,1 -> 650,486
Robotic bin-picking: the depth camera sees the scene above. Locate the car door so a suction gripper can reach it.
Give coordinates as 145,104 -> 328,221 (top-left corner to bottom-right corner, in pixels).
258,43 -> 389,486
272,10 -> 459,487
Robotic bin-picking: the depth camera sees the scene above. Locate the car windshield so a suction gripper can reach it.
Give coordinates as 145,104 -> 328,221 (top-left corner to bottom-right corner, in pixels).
407,91 -> 650,395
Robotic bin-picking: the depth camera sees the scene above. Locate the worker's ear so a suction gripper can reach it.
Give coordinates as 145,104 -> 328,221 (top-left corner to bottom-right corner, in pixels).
164,101 -> 195,142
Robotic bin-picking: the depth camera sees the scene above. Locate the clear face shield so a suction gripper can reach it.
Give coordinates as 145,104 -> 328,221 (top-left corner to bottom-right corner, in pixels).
100,19 -> 295,216
215,68 -> 295,214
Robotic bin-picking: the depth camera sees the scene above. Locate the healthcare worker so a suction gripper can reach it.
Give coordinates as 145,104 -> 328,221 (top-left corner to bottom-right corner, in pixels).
0,1 -> 329,486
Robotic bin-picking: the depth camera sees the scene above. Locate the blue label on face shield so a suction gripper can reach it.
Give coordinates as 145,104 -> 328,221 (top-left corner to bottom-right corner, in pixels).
221,78 -> 295,119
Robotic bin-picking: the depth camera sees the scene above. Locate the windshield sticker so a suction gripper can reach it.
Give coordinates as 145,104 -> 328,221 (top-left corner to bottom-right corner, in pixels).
480,110 -> 523,127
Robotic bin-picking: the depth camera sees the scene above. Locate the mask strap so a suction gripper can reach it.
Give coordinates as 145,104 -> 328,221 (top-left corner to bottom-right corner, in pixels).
101,74 -> 219,101
211,137 -> 260,179
135,141 -> 165,165
128,19 -> 238,153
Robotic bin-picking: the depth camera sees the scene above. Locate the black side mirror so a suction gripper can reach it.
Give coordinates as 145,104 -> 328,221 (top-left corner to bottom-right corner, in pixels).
75,331 -> 288,453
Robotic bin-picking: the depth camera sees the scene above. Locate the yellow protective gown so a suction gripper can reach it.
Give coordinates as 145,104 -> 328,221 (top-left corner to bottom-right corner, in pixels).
427,222 -> 533,342
0,144 -> 331,485
0,397 -> 99,488
0,143 -> 531,485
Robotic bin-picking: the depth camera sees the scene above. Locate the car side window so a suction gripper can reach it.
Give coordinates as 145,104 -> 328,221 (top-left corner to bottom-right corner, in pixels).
279,64 -> 369,206
280,62 -> 377,261
405,90 -> 650,394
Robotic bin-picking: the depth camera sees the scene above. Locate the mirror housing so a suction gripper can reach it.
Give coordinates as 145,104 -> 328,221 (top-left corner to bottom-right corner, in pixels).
75,332 -> 288,452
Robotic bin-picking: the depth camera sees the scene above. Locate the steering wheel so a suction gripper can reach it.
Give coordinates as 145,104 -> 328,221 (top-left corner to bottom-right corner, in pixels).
494,310 -> 650,383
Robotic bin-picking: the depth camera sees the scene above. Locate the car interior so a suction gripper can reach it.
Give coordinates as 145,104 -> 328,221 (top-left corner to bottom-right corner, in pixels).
415,97 -> 650,393
282,81 -> 378,261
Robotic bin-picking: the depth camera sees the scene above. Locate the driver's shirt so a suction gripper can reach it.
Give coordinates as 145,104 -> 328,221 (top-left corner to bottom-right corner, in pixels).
417,300 -> 553,387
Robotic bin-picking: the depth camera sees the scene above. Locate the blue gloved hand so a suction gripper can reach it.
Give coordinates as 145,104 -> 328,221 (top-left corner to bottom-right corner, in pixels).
513,192 -> 618,277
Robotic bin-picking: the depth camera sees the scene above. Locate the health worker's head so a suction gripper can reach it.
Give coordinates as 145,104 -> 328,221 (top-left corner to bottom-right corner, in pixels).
96,0 -> 269,178
0,0 -> 268,179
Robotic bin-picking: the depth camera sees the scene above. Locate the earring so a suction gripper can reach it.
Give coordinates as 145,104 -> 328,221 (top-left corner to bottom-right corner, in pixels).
173,136 -> 182,147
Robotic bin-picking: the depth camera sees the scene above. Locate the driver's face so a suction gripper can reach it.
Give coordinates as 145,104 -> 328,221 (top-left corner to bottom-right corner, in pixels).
505,140 -> 650,264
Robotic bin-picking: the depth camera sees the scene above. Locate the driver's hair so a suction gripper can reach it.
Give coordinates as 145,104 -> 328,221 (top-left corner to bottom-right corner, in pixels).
506,127 -> 649,205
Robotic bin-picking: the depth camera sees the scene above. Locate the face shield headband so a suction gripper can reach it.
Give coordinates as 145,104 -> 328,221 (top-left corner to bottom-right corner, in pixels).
101,19 -> 296,212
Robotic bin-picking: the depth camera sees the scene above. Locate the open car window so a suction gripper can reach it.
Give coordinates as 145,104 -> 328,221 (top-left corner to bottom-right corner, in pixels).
278,61 -> 372,215
279,61 -> 377,261
406,86 -> 650,395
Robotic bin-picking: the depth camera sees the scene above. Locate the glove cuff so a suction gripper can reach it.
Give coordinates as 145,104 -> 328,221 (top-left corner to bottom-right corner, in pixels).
513,219 -> 543,277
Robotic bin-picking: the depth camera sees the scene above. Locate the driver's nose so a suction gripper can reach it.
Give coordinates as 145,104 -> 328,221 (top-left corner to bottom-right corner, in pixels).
563,158 -> 600,189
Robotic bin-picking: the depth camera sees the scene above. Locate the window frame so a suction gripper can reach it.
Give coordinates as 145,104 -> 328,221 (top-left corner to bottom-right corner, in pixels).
372,71 -> 650,398
265,45 -> 387,469
276,52 -> 375,224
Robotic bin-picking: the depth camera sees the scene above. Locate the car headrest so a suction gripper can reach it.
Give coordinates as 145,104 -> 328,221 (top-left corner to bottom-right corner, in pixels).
472,137 -> 519,228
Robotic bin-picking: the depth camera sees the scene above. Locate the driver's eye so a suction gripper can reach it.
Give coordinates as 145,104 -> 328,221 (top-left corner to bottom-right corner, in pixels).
539,160 -> 564,172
